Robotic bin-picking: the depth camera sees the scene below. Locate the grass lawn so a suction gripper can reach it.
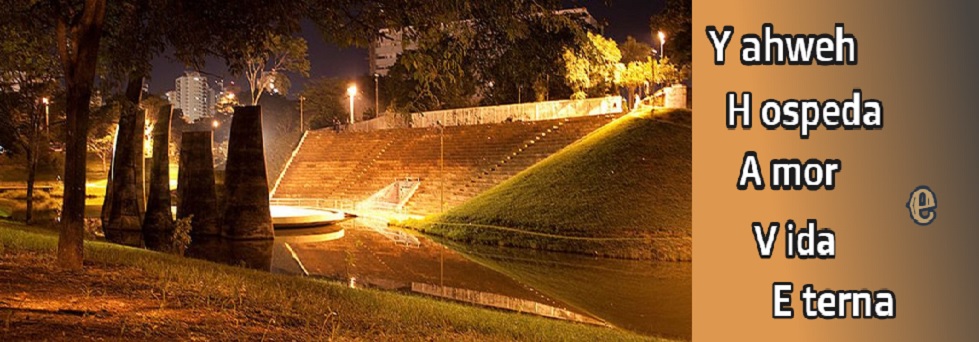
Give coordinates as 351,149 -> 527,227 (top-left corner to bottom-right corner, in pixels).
0,221 -> 666,341
411,107 -> 692,261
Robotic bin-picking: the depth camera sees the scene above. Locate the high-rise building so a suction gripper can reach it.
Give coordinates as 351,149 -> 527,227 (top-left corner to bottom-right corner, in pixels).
169,71 -> 217,122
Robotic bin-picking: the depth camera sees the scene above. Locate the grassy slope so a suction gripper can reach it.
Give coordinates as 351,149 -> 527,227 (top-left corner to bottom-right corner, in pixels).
0,221 -> 663,341
415,108 -> 691,261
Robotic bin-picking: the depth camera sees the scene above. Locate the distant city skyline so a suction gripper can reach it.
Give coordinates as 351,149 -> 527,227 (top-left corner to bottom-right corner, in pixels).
147,0 -> 662,97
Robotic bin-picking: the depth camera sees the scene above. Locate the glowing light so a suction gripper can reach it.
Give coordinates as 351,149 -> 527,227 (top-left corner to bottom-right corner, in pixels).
212,120 -> 220,128
42,97 -> 49,105
657,31 -> 667,59
347,84 -> 357,124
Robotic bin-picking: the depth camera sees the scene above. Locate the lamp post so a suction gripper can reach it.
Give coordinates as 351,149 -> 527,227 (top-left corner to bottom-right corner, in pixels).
42,97 -> 50,135
436,119 -> 446,292
373,74 -> 379,116
299,95 -> 305,132
438,121 -> 444,214
658,31 -> 666,59
347,84 -> 357,125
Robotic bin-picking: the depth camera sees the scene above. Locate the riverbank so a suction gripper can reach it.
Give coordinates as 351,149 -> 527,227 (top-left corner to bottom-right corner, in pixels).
0,221 -> 663,341
408,107 -> 692,261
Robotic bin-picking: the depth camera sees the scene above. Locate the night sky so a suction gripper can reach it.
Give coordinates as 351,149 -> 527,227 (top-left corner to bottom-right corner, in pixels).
147,0 -> 664,97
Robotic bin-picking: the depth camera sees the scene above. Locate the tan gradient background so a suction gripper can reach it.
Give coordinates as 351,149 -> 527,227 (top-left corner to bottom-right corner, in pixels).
693,1 -> 979,340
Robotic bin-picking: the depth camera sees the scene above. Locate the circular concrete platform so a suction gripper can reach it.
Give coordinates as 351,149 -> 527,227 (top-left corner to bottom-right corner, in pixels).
274,225 -> 346,243
270,205 -> 347,229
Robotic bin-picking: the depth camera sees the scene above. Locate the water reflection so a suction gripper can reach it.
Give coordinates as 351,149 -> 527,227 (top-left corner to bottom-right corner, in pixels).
278,219 -> 554,306
186,236 -> 273,271
188,218 -> 691,340
441,240 -> 692,339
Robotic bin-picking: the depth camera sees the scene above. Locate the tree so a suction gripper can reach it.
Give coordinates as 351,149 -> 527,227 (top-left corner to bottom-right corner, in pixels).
215,87 -> 240,116
650,0 -> 692,67
0,16 -> 60,225
620,36 -> 653,63
300,77 -> 348,130
59,0 -> 107,269
562,32 -> 622,99
88,131 -> 113,174
478,14 -> 586,105
618,59 -> 656,107
654,57 -> 688,87
2,0 -> 113,269
242,34 -> 310,105
381,6 -> 588,109
7,0 -> 571,269
386,29 -> 481,113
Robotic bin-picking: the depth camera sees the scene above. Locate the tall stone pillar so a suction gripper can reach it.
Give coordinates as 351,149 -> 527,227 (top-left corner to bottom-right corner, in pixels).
177,131 -> 219,237
135,104 -> 146,220
104,101 -> 146,247
143,106 -> 175,251
222,106 -> 274,240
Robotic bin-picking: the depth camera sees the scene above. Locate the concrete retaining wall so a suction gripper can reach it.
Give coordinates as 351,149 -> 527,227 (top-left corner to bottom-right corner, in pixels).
349,96 -> 623,132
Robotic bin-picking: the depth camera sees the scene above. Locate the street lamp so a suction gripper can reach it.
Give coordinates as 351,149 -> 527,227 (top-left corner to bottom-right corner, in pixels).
658,31 -> 666,59
373,74 -> 379,117
437,121 -> 444,214
42,97 -> 50,135
347,84 -> 357,124
437,121 -> 445,291
299,95 -> 306,132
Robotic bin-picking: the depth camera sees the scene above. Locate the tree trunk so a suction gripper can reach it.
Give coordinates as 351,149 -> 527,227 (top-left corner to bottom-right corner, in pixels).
626,87 -> 636,109
104,76 -> 146,247
143,105 -> 174,251
25,140 -> 35,225
57,0 -> 108,270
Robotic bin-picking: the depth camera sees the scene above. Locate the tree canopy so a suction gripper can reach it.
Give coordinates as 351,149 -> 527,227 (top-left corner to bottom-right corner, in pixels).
563,32 -> 622,100
620,36 -> 653,64
649,0 -> 692,67
300,77 -> 348,129
383,8 -> 594,111
0,0 -> 578,268
243,34 -> 310,105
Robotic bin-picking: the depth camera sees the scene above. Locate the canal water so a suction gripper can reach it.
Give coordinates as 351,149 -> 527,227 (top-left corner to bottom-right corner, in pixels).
186,218 -> 691,340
